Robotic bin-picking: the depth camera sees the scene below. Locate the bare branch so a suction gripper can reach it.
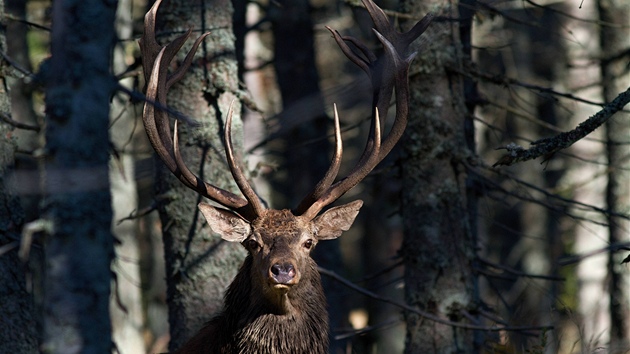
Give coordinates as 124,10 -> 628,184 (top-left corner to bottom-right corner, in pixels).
0,111 -> 40,132
477,258 -> 565,281
493,86 -> 630,166
558,242 -> 630,266
334,318 -> 401,340
0,50 -> 34,79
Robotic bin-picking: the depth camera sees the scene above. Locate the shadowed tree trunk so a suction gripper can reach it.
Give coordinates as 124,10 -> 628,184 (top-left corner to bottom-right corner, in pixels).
599,0 -> 630,350
6,0 -> 40,225
268,0 -> 329,206
0,0 -> 38,350
268,1 -> 348,351
399,0 -> 477,352
41,0 -> 117,352
149,0 -> 248,350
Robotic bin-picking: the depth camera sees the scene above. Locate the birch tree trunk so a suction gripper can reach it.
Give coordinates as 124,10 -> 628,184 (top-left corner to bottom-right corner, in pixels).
41,0 -> 116,352
399,0 -> 477,352
599,0 -> 630,350
149,0 -> 247,350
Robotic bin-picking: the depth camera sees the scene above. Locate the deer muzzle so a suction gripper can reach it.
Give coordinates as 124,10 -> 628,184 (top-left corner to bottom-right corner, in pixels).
270,262 -> 297,286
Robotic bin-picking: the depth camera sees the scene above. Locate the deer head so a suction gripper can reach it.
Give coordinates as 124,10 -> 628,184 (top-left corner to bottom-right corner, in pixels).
140,0 -> 432,338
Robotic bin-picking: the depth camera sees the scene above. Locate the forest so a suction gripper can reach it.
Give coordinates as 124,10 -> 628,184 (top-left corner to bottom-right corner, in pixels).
0,0 -> 628,353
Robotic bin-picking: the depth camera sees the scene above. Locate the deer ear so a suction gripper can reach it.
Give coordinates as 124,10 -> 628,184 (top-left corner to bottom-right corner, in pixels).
198,203 -> 251,242
312,200 -> 363,240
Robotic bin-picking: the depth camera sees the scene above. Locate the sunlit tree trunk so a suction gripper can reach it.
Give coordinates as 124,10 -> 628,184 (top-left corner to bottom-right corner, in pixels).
109,0 -> 146,352
599,0 -> 630,351
566,0 -> 611,348
150,0 -> 247,350
41,0 -> 116,352
399,0 -> 477,352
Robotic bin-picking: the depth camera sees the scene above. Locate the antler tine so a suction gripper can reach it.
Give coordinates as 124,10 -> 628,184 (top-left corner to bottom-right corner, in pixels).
300,108 -> 381,220
143,47 -> 187,180
224,102 -> 266,218
371,29 -> 415,161
297,0 -> 431,220
141,0 -> 260,220
170,120 -> 253,218
295,104 -> 343,214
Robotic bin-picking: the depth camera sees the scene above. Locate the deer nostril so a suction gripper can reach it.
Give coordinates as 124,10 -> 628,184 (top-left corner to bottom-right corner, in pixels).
270,263 -> 296,284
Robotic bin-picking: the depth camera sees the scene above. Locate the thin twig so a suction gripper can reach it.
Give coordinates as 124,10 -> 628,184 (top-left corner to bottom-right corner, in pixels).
117,203 -> 158,225
116,84 -> 200,127
474,162 -> 630,222
334,318 -> 401,340
0,111 -> 40,132
450,64 -> 611,109
558,242 -> 630,266
0,49 -> 35,78
477,258 -> 565,281
318,266 -> 553,332
4,13 -> 51,32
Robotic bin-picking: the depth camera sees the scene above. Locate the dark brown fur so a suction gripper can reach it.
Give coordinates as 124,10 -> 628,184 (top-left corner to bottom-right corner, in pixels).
176,256 -> 328,354
173,209 -> 354,354
141,0 -> 431,351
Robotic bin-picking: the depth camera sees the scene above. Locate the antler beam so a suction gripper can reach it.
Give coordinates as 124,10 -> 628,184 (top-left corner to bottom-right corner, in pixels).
295,0 -> 434,220
139,0 -> 263,221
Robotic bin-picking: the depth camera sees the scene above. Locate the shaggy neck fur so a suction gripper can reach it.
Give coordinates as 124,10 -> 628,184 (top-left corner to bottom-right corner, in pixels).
212,256 -> 329,354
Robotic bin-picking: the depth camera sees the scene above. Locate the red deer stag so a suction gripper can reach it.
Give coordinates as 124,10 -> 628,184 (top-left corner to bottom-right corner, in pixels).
140,0 -> 432,352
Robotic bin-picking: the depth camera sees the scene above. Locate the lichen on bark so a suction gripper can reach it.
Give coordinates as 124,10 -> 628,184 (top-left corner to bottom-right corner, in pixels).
399,0 -> 478,352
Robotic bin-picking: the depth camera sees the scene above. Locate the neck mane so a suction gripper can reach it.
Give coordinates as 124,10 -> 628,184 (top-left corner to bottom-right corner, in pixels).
219,256 -> 329,354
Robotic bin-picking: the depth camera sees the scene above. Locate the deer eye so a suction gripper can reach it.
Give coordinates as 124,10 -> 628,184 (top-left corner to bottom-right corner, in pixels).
303,239 -> 313,250
247,239 -> 260,251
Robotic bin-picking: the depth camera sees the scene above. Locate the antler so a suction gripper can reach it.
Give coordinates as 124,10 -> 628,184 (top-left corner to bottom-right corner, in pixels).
139,0 -> 264,221
295,0 -> 434,220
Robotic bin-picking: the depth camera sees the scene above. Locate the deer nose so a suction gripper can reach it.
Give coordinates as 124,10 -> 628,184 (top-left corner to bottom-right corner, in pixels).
270,262 -> 296,284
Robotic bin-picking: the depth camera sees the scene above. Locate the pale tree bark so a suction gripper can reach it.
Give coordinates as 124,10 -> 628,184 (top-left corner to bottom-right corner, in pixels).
0,0 -> 38,350
399,0 -> 477,352
41,0 -> 116,353
108,0 -> 146,352
149,0 -> 247,350
566,0 -> 612,347
599,0 -> 630,351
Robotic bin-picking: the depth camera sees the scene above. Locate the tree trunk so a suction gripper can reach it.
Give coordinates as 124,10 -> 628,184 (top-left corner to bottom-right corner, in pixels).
109,0 -> 146,352
150,0 -> 247,350
399,0 -> 477,352
0,0 -> 38,350
599,0 -> 630,350
41,0 -> 116,352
